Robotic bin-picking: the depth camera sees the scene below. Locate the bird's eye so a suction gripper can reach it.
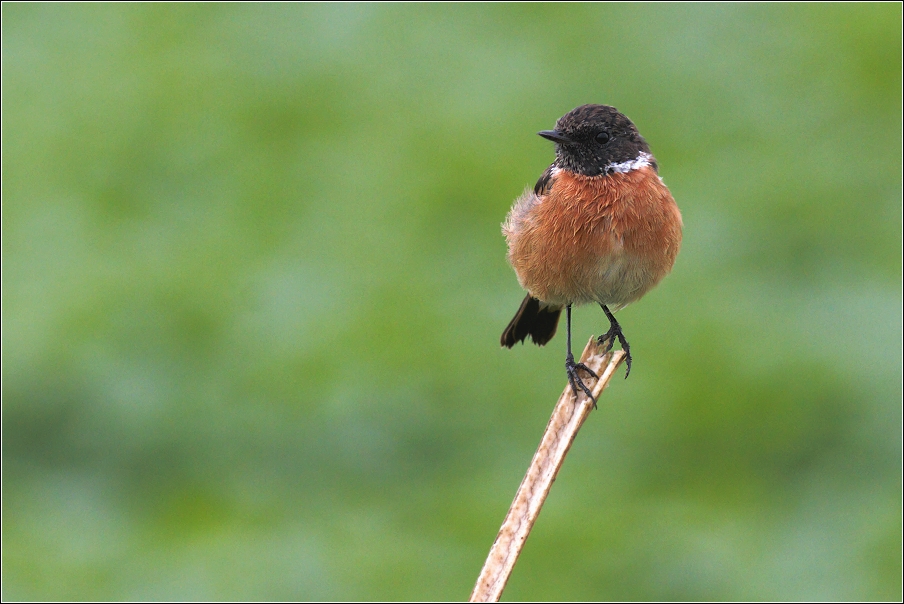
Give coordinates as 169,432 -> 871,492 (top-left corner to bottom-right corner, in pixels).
595,131 -> 611,144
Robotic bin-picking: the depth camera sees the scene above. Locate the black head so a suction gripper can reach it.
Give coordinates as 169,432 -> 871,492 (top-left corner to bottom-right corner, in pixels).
538,104 -> 656,177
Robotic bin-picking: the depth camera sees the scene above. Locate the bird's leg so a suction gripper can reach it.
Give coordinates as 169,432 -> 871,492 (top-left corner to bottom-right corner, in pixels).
565,304 -> 598,407
598,304 -> 632,378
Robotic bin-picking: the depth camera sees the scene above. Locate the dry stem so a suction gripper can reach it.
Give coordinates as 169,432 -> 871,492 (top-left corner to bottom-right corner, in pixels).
469,337 -> 626,602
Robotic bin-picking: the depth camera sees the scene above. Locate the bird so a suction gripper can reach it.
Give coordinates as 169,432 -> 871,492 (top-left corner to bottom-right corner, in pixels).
501,104 -> 682,402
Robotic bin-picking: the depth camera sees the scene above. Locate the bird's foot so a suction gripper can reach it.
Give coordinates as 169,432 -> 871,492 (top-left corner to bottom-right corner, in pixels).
566,352 -> 598,408
598,325 -> 632,378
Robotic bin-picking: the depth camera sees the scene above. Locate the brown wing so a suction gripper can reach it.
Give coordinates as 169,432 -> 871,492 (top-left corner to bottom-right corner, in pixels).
533,163 -> 557,196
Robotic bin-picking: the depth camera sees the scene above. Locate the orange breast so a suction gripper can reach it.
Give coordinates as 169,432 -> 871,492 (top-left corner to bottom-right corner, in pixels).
503,166 -> 682,308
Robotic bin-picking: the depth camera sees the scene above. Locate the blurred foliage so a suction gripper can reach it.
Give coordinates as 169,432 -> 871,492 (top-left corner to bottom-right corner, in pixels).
2,3 -> 901,601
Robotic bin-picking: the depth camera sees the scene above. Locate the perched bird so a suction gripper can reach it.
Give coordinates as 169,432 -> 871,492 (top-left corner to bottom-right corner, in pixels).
501,104 -> 682,400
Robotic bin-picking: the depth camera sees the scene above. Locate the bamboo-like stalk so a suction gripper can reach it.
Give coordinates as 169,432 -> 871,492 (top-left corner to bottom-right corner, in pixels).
469,337 -> 626,602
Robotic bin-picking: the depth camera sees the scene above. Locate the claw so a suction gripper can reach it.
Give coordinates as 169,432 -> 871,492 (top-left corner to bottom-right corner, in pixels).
598,305 -> 632,378
566,353 -> 598,408
597,333 -> 615,354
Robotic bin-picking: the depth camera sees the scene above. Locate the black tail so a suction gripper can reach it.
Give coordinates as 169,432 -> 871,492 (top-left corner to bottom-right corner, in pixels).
501,295 -> 562,348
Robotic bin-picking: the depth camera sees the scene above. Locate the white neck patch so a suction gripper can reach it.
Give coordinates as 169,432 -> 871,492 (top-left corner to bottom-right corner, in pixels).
605,151 -> 653,175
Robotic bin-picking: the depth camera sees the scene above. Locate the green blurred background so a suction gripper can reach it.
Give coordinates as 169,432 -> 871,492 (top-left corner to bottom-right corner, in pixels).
2,3 -> 901,601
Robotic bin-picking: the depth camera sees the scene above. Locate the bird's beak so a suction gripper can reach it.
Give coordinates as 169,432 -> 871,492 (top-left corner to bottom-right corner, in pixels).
537,130 -> 573,144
